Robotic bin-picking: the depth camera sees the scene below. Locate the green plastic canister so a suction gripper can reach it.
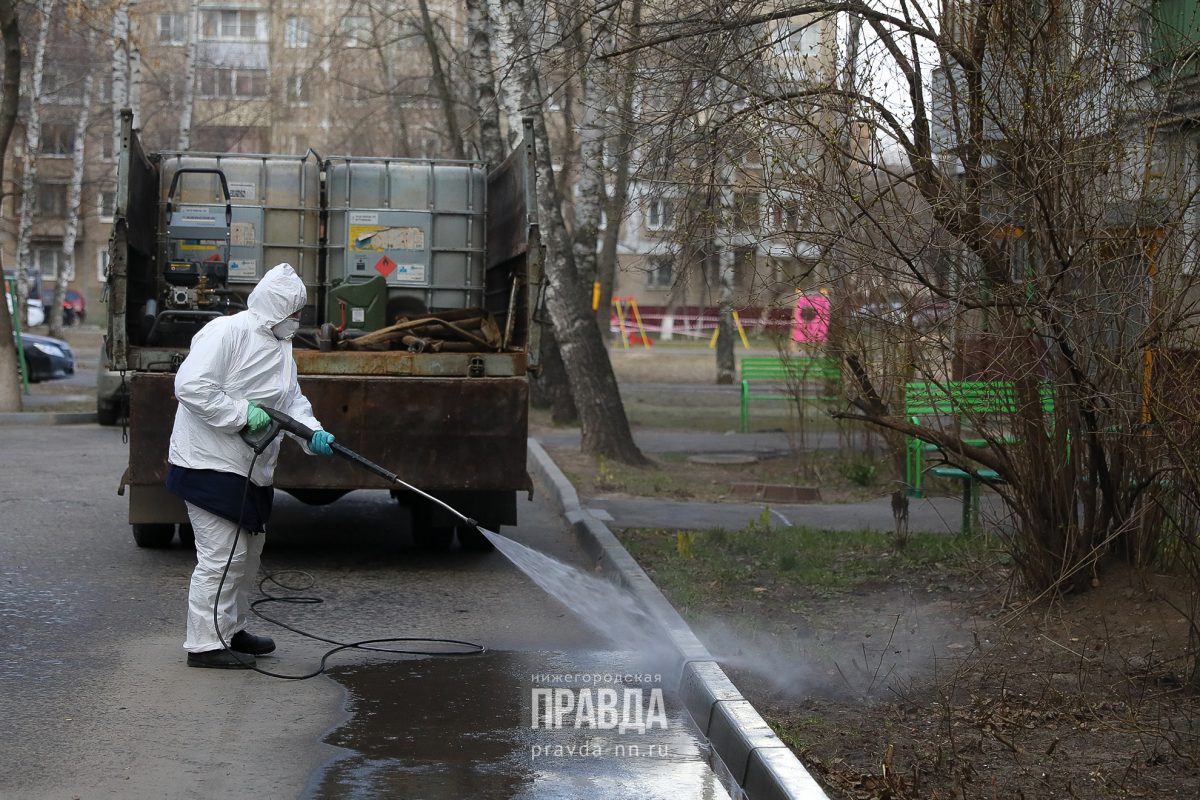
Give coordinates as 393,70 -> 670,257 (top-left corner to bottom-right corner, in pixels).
326,275 -> 388,332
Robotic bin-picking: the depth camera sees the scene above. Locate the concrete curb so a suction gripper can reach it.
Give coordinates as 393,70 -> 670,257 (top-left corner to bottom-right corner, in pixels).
0,411 -> 98,425
527,437 -> 829,800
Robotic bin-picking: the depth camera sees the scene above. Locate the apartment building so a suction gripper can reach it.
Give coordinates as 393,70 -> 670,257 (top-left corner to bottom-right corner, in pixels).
1,0 -> 457,322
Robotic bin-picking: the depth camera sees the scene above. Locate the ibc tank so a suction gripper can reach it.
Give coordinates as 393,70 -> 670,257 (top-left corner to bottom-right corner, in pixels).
325,157 -> 486,319
157,152 -> 321,297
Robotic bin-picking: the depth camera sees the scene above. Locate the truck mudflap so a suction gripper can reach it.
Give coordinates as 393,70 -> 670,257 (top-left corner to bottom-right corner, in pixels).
127,373 -> 532,495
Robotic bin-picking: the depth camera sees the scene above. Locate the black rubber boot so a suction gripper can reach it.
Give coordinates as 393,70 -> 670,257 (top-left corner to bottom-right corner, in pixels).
187,649 -> 255,669
230,630 -> 276,655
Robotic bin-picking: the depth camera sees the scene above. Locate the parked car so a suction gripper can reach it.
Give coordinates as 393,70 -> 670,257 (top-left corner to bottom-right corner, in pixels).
62,289 -> 86,325
19,332 -> 74,382
5,292 -> 45,327
96,344 -> 128,426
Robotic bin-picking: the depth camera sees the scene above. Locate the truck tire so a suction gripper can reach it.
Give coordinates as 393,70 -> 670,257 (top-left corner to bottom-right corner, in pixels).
177,523 -> 195,549
97,401 -> 119,427
456,526 -> 496,552
132,523 -> 175,548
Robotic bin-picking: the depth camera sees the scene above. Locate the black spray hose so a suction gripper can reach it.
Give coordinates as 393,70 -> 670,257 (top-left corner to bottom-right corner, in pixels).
208,416 -> 486,680
248,406 -> 480,528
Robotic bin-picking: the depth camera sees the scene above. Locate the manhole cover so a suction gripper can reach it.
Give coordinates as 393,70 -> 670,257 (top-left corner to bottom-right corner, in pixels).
687,453 -> 759,465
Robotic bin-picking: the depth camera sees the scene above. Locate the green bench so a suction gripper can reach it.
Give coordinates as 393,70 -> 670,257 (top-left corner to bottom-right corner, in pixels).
905,380 -> 1054,534
739,356 -> 841,433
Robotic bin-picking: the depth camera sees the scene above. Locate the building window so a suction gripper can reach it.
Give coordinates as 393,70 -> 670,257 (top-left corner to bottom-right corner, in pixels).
42,123 -> 76,156
96,247 -> 110,282
42,71 -> 84,105
646,198 -> 674,230
201,9 -> 265,42
647,255 -> 673,288
36,182 -> 68,216
768,203 -> 804,231
285,15 -> 311,48
342,16 -> 371,48
732,191 -> 760,231
285,73 -> 311,106
198,68 -> 269,98
778,20 -> 822,56
33,244 -> 61,280
98,189 -> 116,221
158,13 -> 187,45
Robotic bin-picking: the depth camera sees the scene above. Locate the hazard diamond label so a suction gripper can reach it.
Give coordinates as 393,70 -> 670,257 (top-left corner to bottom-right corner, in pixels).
374,255 -> 397,277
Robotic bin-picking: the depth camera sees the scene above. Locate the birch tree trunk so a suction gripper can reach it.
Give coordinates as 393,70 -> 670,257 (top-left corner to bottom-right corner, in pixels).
50,41 -> 94,338
111,2 -> 129,162
499,0 -> 646,464
416,0 -> 464,159
129,44 -> 142,129
465,0 -> 504,164
486,0 -> 523,148
0,0 -> 23,412
715,245 -> 736,383
14,0 -> 54,322
569,6 -> 617,303
177,0 -> 200,151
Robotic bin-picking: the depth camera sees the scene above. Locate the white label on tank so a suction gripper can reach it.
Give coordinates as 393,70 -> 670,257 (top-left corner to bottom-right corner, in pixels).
228,182 -> 257,201
352,307 -> 365,323
174,206 -> 220,226
392,263 -> 426,284
349,212 -> 379,225
228,258 -> 256,277
230,222 -> 256,246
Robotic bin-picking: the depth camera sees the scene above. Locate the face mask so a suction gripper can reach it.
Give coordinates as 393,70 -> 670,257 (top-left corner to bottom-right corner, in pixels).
272,318 -> 300,340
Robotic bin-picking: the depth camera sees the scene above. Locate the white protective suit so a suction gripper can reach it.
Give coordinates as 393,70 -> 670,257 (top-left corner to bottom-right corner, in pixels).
169,262 -> 324,653
169,262 -> 322,485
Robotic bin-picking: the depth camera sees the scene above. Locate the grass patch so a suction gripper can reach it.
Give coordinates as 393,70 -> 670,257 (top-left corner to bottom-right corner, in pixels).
618,522 -> 992,615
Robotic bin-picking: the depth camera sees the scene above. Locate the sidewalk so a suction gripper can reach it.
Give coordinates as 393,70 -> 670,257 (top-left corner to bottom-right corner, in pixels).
534,428 -> 845,454
532,427 -> 1011,535
580,492 -> 1008,534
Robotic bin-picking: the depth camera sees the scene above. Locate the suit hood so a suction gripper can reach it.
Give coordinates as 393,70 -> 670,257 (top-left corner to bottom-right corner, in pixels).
247,263 -> 306,325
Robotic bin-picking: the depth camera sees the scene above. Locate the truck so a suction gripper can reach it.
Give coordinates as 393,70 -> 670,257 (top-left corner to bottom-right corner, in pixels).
106,110 -> 542,551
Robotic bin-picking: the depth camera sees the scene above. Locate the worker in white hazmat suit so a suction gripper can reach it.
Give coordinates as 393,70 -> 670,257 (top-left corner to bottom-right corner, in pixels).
166,263 -> 335,669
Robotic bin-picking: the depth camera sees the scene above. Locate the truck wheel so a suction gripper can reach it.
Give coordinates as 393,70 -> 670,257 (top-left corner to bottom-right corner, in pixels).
413,526 -> 454,551
177,524 -> 195,549
97,401 -> 119,427
457,526 -> 496,552
132,523 -> 175,548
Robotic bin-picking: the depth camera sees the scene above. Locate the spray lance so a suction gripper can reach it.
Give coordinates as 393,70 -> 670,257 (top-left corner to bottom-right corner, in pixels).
239,405 -> 480,530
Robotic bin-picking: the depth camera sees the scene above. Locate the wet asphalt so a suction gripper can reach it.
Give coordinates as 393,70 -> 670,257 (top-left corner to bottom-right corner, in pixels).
0,424 -> 729,799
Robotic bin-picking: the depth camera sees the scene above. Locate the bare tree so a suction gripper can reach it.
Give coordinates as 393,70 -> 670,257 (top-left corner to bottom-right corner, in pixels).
621,0 -> 1200,593
176,0 -> 199,151
0,0 -> 22,412
416,0 -> 464,159
110,0 -> 127,160
49,31 -> 95,338
595,0 -> 642,335
464,0 -> 505,163
14,0 -> 54,321
495,0 -> 646,464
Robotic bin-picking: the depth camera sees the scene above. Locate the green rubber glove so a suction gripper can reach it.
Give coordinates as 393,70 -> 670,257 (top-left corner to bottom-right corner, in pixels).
246,402 -> 270,433
310,430 -> 335,456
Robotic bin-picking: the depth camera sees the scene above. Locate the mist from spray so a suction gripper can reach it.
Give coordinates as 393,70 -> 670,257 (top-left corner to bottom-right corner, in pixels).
691,601 -> 970,701
480,529 -> 680,669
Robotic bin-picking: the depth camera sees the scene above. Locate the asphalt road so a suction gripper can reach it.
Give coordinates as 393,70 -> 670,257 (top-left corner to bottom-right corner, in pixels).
1,424 -> 730,799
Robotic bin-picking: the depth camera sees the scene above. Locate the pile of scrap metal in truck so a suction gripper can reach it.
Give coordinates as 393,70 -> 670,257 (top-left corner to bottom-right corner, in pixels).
106,109 -> 543,551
